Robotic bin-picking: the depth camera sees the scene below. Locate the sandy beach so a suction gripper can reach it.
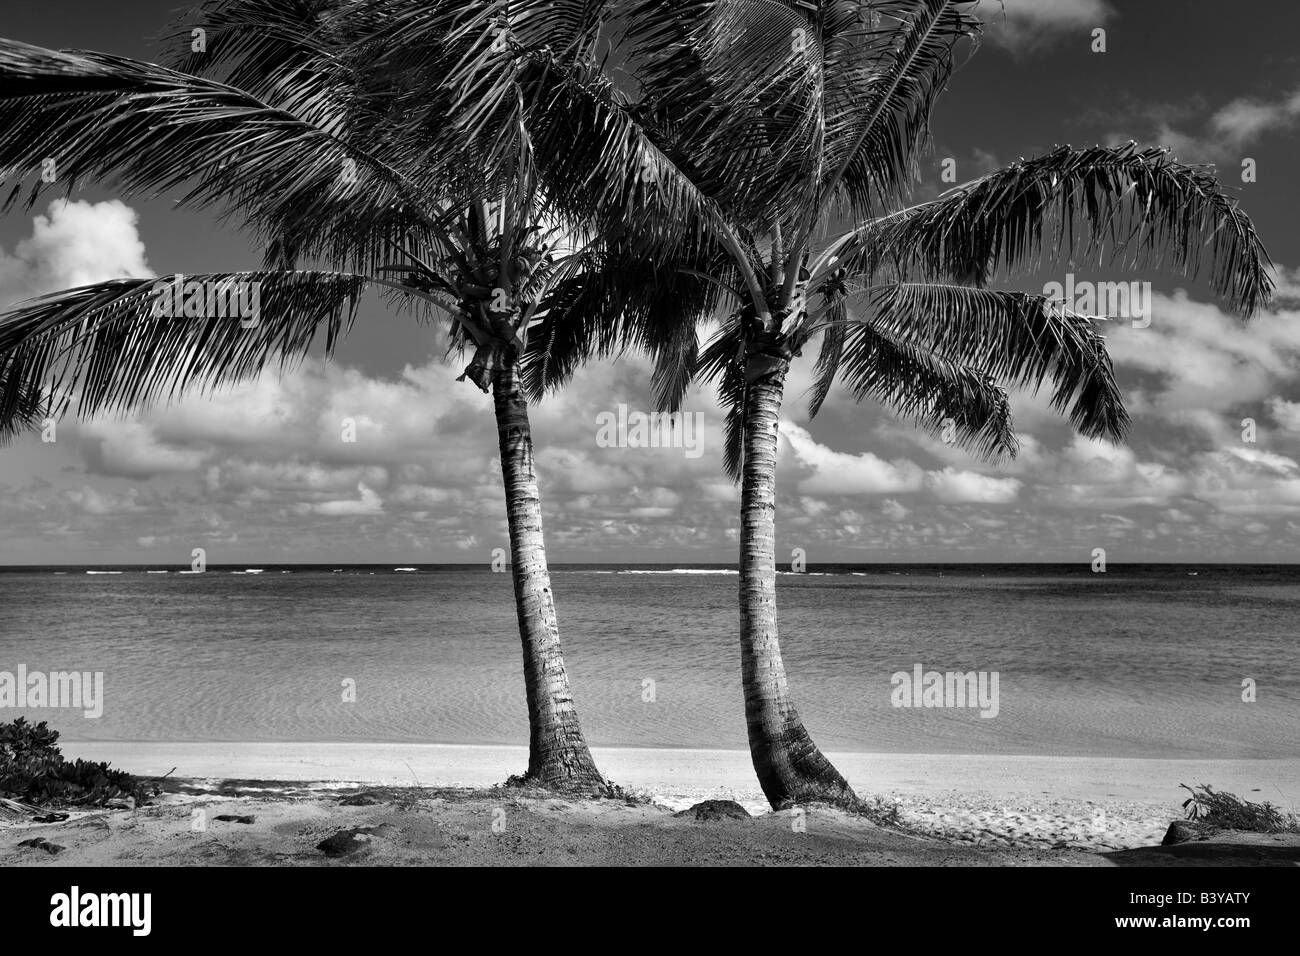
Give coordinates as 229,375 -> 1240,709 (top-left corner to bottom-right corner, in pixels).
4,743 -> 1296,865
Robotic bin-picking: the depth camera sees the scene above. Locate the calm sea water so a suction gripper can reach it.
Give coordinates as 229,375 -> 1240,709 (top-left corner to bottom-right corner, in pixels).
0,564 -> 1295,758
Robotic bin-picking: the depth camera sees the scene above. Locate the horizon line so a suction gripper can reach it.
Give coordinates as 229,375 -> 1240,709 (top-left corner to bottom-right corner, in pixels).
3,560 -> 1299,568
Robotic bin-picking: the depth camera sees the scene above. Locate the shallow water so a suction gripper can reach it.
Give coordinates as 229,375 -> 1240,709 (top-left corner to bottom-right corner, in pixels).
0,564 -> 1295,758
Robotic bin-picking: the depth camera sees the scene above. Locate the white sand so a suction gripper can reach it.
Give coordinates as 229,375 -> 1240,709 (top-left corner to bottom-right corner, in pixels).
64,742 -> 1300,851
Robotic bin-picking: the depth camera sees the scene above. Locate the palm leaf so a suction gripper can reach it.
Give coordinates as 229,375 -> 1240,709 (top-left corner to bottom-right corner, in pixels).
850,281 -> 1129,441
521,236 -> 721,405
835,316 -> 1018,462
805,292 -> 846,419
815,0 -> 981,221
621,0 -> 824,222
0,271 -> 365,429
826,144 -> 1274,316
0,363 -> 49,445
0,39 -> 445,273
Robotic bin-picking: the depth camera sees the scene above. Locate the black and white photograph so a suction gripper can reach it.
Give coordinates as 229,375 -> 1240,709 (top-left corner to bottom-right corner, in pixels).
0,0 -> 1295,931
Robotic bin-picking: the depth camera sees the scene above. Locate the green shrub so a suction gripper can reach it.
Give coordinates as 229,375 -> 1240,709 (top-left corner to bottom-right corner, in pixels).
0,717 -> 149,808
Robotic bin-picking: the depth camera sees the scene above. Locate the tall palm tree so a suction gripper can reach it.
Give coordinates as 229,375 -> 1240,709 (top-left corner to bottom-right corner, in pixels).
515,0 -> 1275,808
0,0 -> 687,793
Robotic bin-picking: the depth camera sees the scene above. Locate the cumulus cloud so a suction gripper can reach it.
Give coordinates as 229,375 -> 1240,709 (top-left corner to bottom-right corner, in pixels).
79,420 -> 209,479
924,468 -> 1022,504
1270,398 -> 1300,432
1052,437 -> 1189,509
1189,448 -> 1300,514
0,199 -> 152,306
1104,289 -> 1300,436
881,499 -> 909,521
783,422 -> 925,495
311,482 -> 384,516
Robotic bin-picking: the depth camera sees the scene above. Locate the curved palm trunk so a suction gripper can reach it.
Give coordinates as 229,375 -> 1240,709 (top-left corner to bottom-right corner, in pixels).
492,361 -> 605,792
740,365 -> 856,808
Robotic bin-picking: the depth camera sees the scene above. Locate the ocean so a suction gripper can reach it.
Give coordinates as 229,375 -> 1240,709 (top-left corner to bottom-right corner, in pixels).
0,564 -> 1295,758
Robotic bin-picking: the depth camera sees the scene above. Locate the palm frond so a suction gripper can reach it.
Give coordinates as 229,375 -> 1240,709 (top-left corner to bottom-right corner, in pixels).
313,0 -> 611,186
516,48 -> 760,301
621,0 -> 825,221
805,293 -> 847,419
829,144 -> 1274,316
0,39 -> 444,273
163,0 -> 355,129
691,317 -> 746,480
815,0 -> 980,221
0,271 -> 365,431
520,236 -> 721,404
0,363 -> 49,445
856,281 -> 1129,442
836,314 -> 1019,462
718,355 -> 748,481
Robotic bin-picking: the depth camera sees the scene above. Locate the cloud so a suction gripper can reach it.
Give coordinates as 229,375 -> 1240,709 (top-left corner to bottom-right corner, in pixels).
924,468 -> 1022,504
1189,449 -> 1300,514
881,498 -> 909,521
782,422 -> 925,495
1211,90 -> 1300,144
1270,398 -> 1300,432
1120,87 -> 1300,163
65,486 -> 145,516
79,421 -> 209,479
311,482 -> 384,516
983,0 -> 1113,52
1103,289 -> 1300,432
1051,437 -> 1189,509
0,199 -> 152,306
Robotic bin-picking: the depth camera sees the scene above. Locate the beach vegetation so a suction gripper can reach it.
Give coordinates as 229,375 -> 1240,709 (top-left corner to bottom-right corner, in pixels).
0,717 -> 149,808
1180,783 -> 1300,834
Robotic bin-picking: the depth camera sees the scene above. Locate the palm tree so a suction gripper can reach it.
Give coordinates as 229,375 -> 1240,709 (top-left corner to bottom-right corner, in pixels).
514,0 -> 1275,808
0,0 -> 684,793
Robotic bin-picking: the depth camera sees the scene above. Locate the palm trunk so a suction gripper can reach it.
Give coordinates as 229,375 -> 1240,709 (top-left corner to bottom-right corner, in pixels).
492,361 -> 605,792
739,364 -> 856,808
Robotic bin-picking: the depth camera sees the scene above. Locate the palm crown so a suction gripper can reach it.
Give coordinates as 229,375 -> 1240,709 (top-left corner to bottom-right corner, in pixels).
510,0 -> 1272,471
0,1 -> 693,429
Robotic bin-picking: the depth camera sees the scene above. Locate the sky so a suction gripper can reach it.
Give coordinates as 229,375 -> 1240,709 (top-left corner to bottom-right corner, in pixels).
1,0 -> 1300,565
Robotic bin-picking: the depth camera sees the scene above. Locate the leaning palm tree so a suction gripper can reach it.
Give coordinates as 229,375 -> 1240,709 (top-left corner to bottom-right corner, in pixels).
516,0 -> 1274,807
0,0 -> 687,793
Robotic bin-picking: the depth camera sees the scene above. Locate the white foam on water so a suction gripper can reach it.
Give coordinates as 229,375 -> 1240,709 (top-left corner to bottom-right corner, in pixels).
618,569 -> 738,575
